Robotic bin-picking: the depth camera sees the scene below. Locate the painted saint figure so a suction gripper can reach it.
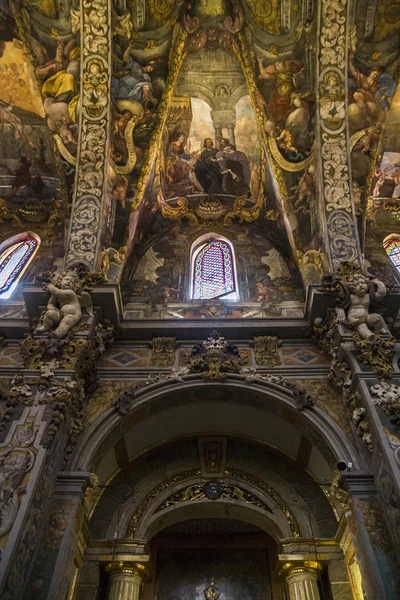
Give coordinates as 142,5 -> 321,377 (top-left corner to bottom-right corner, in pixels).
194,138 -> 222,193
215,138 -> 251,196
257,57 -> 303,124
349,58 -> 396,126
166,132 -> 202,191
112,40 -> 158,113
37,42 -> 77,105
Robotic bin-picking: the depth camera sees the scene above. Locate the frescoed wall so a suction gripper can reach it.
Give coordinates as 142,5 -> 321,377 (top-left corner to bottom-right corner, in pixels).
348,0 -> 400,281
0,3 -> 73,280
118,1 -> 313,314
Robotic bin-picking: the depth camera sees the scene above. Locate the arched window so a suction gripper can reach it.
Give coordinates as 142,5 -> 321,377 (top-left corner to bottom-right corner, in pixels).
384,234 -> 400,272
0,233 -> 40,299
191,236 -> 237,300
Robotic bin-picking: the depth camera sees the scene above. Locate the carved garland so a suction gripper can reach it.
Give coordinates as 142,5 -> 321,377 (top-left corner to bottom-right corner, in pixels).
318,0 -> 361,268
66,0 -> 112,270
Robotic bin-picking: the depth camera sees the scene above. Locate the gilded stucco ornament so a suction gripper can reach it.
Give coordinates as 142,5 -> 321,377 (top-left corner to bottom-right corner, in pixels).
329,469 -> 351,516
204,581 -> 220,600
150,337 -> 176,368
126,468 -> 300,539
183,331 -> 248,380
353,333 -> 395,380
66,0 -> 111,270
156,481 -> 273,514
37,272 -> 93,339
254,336 -> 281,367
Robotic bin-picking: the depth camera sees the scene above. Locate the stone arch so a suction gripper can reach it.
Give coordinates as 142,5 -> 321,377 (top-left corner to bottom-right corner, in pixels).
70,374 -> 360,474
226,84 -> 250,109
127,469 -> 299,543
177,83 -> 218,109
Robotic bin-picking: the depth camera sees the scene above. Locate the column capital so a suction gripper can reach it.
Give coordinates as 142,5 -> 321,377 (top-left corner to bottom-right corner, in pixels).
279,556 -> 323,579
105,561 -> 148,581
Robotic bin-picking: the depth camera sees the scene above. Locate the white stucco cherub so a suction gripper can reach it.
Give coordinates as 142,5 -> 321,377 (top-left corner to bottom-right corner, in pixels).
37,271 -> 93,339
336,273 -> 388,340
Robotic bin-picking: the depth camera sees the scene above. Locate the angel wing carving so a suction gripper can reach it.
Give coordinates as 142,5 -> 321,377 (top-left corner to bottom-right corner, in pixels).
78,291 -> 94,317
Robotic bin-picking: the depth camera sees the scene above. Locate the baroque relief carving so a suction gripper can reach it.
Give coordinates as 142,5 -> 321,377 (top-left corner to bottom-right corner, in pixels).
150,337 -> 176,368
126,468 -> 300,539
0,420 -> 37,538
318,0 -> 361,267
370,382 -> 400,429
66,0 -> 111,270
254,336 -> 282,367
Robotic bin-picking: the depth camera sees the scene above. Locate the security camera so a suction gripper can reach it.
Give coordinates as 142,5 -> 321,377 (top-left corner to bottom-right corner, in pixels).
337,461 -> 353,472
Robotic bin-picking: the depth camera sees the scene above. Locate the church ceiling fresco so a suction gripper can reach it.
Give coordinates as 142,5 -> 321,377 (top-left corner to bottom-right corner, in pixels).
0,2 -> 74,276
345,0 -> 400,282
115,0 -> 315,314
1,0 -> 400,298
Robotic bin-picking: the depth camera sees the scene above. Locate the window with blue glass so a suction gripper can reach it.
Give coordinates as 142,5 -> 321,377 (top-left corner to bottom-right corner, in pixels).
384,236 -> 400,272
0,234 -> 40,299
192,239 -> 237,300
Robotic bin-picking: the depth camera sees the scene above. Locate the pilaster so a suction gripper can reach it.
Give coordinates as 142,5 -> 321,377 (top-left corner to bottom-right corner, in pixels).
26,472 -> 93,600
341,472 -> 399,599
0,276 -> 114,599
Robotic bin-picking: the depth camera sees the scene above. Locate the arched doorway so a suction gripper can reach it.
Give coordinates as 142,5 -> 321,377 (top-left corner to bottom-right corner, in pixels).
147,519 -> 281,600
70,376 -> 360,600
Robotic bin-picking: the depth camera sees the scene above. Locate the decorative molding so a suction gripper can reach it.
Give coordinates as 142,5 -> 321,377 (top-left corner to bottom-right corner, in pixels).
318,0 -> 362,268
198,438 -> 227,478
66,0 -> 112,270
150,337 -> 176,368
0,419 -> 37,538
126,468 -> 300,539
156,481 -> 273,514
370,383 -> 400,429
254,336 -> 281,367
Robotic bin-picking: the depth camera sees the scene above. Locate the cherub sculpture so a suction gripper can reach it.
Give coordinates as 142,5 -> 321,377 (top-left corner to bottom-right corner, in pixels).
335,273 -> 388,340
37,271 -> 93,339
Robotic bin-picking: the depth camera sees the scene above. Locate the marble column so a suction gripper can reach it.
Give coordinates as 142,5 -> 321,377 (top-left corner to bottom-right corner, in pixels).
106,562 -> 147,600
280,560 -> 322,600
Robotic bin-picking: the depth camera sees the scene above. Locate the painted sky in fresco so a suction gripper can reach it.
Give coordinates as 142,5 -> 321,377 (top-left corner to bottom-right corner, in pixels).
187,95 -> 259,164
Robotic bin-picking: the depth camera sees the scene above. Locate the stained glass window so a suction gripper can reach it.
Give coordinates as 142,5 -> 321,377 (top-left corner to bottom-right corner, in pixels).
192,239 -> 237,300
0,235 -> 39,299
384,237 -> 400,272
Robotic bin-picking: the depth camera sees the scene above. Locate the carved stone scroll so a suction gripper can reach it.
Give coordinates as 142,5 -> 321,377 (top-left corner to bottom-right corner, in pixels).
66,0 -> 112,270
